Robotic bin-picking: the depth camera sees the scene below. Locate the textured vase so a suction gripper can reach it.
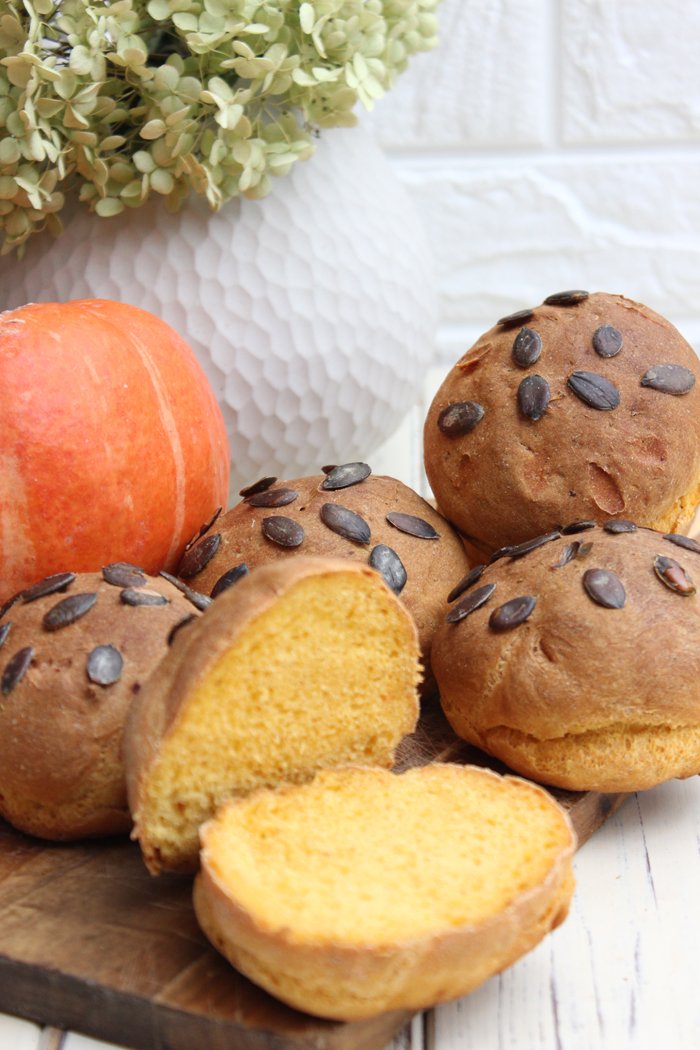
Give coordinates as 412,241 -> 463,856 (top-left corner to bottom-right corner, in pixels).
0,126 -> 436,496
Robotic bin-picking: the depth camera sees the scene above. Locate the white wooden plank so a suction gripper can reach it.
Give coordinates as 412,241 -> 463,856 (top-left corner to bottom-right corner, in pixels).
0,1014 -> 42,1050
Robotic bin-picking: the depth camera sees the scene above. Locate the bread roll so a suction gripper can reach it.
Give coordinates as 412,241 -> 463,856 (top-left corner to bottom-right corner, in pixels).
432,523 -> 700,792
0,566 -> 204,839
424,292 -> 700,555
194,764 -> 575,1021
125,557 -> 421,874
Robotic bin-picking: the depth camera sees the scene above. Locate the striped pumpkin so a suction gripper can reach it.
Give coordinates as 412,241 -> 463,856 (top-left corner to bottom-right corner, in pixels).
0,299 -> 230,602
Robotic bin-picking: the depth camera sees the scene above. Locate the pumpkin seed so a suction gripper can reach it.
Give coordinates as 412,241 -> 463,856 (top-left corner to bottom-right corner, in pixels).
498,307 -> 535,328
320,504 -> 370,545
86,645 -> 124,686
437,401 -> 485,437
592,324 -> 623,358
1,646 -> 33,694
43,592 -> 98,630
568,371 -> 620,410
159,571 -> 212,611
120,588 -> 170,607
561,520 -> 596,535
22,572 -> 76,603
0,622 -> 11,649
653,555 -> 696,595
489,595 -> 536,631
102,563 -> 146,588
321,464 -> 336,474
239,476 -> 277,498
211,563 -> 249,598
321,462 -> 371,490
544,290 -> 589,306
386,512 -> 439,540
447,564 -> 486,603
178,533 -> 222,578
512,328 -> 542,367
368,544 -> 407,595
640,364 -> 696,396
663,533 -> 700,555
446,583 -> 496,624
582,568 -> 626,609
506,531 -> 561,559
603,520 -> 637,534
262,516 -> 305,548
245,487 -> 298,508
553,542 -> 580,568
517,374 -> 551,421
184,507 -> 223,550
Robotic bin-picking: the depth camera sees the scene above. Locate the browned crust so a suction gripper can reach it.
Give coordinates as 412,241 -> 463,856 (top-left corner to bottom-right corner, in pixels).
432,524 -> 700,791
193,764 -> 576,1021
424,293 -> 700,551
124,556 -> 421,874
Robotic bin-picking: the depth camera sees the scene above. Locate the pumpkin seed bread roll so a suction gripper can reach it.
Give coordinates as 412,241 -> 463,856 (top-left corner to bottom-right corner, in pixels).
424,292 -> 700,556
173,470 -> 470,686
193,764 -> 576,1021
125,557 -> 421,874
433,523 -> 700,793
0,566 -> 205,840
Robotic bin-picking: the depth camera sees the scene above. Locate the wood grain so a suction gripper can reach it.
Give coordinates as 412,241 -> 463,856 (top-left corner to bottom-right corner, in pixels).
0,703 -> 626,1050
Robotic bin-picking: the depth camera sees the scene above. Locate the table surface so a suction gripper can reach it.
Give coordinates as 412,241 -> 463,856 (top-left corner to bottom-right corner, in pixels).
3,368 -> 699,1050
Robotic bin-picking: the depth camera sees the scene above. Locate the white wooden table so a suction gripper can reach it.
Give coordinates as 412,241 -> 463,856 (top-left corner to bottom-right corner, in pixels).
3,371 -> 699,1050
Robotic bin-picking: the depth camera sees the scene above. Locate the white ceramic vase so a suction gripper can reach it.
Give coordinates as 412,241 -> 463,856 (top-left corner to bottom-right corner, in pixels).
0,125 -> 437,496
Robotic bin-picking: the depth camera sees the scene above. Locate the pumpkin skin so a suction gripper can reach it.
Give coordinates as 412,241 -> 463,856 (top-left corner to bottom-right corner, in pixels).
0,299 -> 230,602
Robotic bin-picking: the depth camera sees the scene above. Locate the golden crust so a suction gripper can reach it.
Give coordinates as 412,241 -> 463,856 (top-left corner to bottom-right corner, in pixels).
424,293 -> 700,554
433,524 -> 700,791
0,570 -> 201,840
193,764 -> 575,1021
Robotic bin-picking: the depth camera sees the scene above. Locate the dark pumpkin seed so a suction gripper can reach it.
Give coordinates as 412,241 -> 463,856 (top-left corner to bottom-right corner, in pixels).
553,542 -> 581,568
578,542 -> 594,558
184,507 -> 223,550
102,563 -> 146,588
168,614 -> 197,646
506,531 -> 561,559
568,371 -> 620,410
178,533 -> 222,578
489,545 -> 515,563
498,307 -> 535,328
21,572 -> 76,603
0,622 -> 11,649
321,462 -> 372,490
320,504 -> 370,545
86,645 -> 124,686
592,324 -> 623,358
369,545 -> 407,595
245,487 -> 299,508
640,364 -> 696,396
159,571 -> 212,612
489,595 -> 536,631
386,512 -> 439,540
262,516 -> 305,548
321,465 -> 336,474
512,328 -> 542,368
211,563 -> 249,598
663,533 -> 700,556
120,588 -> 170,607
437,401 -> 485,437
0,593 -> 21,621
43,592 -> 97,631
653,555 -> 696,596
1,646 -> 33,695
603,520 -> 637,534
582,568 -> 626,609
517,374 -> 550,421
239,476 -> 277,498
447,564 -> 486,603
561,520 -> 596,535
446,583 -> 496,624
544,290 -> 589,306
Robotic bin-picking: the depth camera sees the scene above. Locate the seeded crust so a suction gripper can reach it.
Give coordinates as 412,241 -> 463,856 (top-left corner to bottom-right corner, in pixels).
432,525 -> 700,792
0,570 -> 202,840
124,556 -> 421,874
193,764 -> 575,1021
424,292 -> 700,555
174,473 -> 470,681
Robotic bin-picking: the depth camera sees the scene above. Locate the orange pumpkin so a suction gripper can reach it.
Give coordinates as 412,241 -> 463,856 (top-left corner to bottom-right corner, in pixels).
0,299 -> 230,602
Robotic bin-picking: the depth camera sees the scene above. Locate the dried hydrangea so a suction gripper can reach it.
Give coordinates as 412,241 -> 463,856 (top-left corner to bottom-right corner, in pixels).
0,0 -> 440,254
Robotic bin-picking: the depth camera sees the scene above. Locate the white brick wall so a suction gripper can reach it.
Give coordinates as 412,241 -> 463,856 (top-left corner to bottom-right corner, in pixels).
365,0 -> 700,362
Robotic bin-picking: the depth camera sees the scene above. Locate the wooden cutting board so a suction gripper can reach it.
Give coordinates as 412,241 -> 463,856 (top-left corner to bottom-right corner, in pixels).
0,701 -> 626,1050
